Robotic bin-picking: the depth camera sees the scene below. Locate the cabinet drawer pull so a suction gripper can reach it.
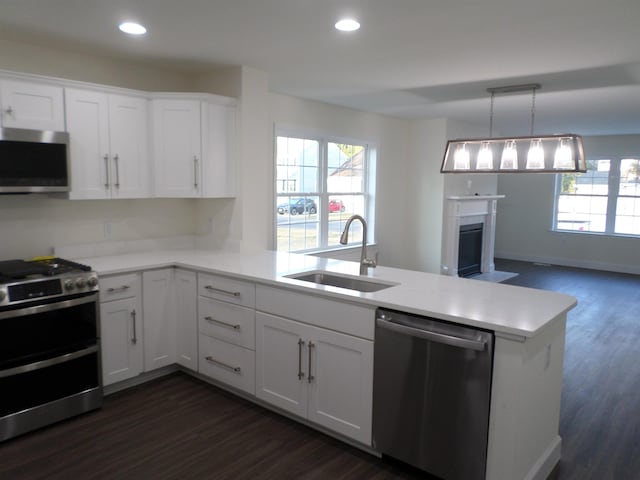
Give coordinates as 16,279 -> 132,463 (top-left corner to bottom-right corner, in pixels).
205,356 -> 241,374
4,106 -> 14,116
106,285 -> 130,293
114,154 -> 120,187
103,154 -> 110,187
204,285 -> 241,297
297,338 -> 305,380
204,315 -> 240,330
308,341 -> 315,383
194,155 -> 199,188
131,309 -> 137,345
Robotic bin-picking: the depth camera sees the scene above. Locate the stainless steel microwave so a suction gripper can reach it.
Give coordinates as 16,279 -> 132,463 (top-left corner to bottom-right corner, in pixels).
0,127 -> 70,193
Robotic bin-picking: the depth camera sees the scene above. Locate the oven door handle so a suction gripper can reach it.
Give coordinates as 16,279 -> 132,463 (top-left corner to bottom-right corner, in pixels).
0,345 -> 99,378
0,293 -> 98,321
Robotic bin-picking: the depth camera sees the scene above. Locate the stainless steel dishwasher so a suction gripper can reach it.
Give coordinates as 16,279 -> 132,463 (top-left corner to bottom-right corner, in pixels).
372,308 -> 494,480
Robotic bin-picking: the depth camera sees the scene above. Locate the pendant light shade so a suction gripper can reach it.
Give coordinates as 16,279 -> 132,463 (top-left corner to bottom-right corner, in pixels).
441,84 -> 586,173
500,140 -> 518,170
476,142 -> 494,169
453,143 -> 470,170
526,139 -> 545,169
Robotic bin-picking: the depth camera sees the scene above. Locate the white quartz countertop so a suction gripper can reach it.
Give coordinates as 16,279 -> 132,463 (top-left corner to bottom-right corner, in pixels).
76,249 -> 577,339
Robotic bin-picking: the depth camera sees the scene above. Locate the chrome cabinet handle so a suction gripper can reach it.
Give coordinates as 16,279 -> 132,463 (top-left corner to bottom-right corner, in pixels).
204,285 -> 241,297
297,338 -> 305,380
103,154 -> 110,187
114,154 -> 120,187
131,309 -> 137,344
205,356 -> 241,374
308,341 -> 315,383
106,285 -> 130,293
204,315 -> 240,330
193,155 -> 199,188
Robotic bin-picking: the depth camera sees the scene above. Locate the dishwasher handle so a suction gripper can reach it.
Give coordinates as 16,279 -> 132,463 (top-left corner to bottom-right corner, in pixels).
376,316 -> 487,351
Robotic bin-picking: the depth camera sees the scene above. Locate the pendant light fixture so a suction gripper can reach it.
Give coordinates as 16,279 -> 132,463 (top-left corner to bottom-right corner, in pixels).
441,84 -> 586,173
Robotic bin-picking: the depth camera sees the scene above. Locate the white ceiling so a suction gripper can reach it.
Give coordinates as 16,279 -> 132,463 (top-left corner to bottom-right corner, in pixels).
2,0 -> 640,136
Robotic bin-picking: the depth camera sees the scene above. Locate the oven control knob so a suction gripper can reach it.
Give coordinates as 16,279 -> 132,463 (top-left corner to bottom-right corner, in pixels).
87,276 -> 98,288
76,277 -> 87,289
64,279 -> 75,291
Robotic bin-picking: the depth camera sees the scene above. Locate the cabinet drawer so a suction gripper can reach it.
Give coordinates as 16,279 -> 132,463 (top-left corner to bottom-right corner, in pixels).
100,273 -> 141,301
198,273 -> 255,307
255,285 -> 375,340
199,297 -> 255,350
198,335 -> 255,395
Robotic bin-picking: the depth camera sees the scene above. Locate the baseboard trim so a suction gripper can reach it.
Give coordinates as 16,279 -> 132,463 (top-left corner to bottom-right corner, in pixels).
495,251 -> 640,275
524,435 -> 562,480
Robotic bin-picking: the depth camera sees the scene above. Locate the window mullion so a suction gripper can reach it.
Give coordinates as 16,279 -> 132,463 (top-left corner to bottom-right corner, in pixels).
318,140 -> 329,248
606,157 -> 621,233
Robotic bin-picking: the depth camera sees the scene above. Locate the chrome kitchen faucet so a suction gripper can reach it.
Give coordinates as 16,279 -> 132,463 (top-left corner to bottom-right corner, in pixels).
339,214 -> 376,275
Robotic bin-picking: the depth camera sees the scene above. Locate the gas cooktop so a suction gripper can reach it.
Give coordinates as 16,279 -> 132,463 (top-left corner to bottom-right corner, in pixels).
0,257 -> 98,308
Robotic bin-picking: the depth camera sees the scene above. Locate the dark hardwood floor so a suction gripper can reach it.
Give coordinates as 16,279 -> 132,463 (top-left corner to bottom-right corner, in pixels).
496,259 -> 640,480
1,259 -> 638,480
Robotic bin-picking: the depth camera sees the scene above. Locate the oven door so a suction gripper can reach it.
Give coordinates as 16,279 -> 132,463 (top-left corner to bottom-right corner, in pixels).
0,293 -> 102,440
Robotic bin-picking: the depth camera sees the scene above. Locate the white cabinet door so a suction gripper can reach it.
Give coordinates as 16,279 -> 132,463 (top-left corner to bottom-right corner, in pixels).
175,269 -> 198,370
201,102 -> 236,197
65,89 -> 149,199
255,312 -> 308,418
65,88 -> 111,199
142,268 -> 176,371
108,94 -> 150,198
307,325 -> 373,445
152,99 -> 202,197
0,79 -> 65,131
100,297 -> 143,386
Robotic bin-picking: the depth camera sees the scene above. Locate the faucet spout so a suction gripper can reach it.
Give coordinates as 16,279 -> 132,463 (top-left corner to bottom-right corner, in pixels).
340,214 -> 376,275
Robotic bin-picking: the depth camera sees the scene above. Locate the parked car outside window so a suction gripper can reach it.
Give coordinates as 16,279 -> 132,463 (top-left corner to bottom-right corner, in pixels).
277,198 -> 317,215
328,199 -> 346,213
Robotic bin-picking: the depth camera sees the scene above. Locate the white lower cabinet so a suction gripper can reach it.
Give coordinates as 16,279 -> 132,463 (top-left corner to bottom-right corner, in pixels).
175,269 -> 198,370
199,335 -> 255,394
142,269 -> 176,371
255,311 -> 374,445
99,274 -> 143,386
197,273 -> 256,395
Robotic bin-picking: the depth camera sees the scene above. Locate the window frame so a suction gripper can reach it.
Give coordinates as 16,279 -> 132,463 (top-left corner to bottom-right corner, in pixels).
273,127 -> 376,253
553,155 -> 640,237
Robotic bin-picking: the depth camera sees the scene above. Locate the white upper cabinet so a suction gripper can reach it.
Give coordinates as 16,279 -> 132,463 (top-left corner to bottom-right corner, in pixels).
0,79 -> 65,131
152,99 -> 202,197
151,95 -> 236,198
65,88 -> 150,199
201,101 -> 236,198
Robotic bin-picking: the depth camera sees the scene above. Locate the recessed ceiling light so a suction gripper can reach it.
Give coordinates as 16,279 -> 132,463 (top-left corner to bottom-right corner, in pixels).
335,18 -> 360,32
118,22 -> 147,35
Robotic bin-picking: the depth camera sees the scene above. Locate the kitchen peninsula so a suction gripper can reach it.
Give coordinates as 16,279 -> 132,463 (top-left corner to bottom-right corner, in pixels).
75,248 -> 576,480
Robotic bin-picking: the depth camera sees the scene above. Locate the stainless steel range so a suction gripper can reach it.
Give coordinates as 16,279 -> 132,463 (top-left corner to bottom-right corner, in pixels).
0,257 -> 102,442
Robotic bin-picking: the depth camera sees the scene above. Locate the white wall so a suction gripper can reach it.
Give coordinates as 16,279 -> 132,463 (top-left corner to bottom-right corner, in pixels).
0,196 -> 196,259
0,38 -> 192,91
269,93 -> 412,268
495,134 -> 640,274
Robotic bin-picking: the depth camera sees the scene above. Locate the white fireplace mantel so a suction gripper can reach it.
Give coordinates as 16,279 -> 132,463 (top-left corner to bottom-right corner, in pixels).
441,195 -> 505,277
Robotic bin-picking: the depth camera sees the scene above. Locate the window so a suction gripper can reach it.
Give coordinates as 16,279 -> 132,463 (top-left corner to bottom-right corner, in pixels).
554,157 -> 640,236
275,132 -> 374,252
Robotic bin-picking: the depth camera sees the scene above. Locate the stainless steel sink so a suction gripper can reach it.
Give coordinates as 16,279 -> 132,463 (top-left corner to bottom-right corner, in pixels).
285,271 -> 397,292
